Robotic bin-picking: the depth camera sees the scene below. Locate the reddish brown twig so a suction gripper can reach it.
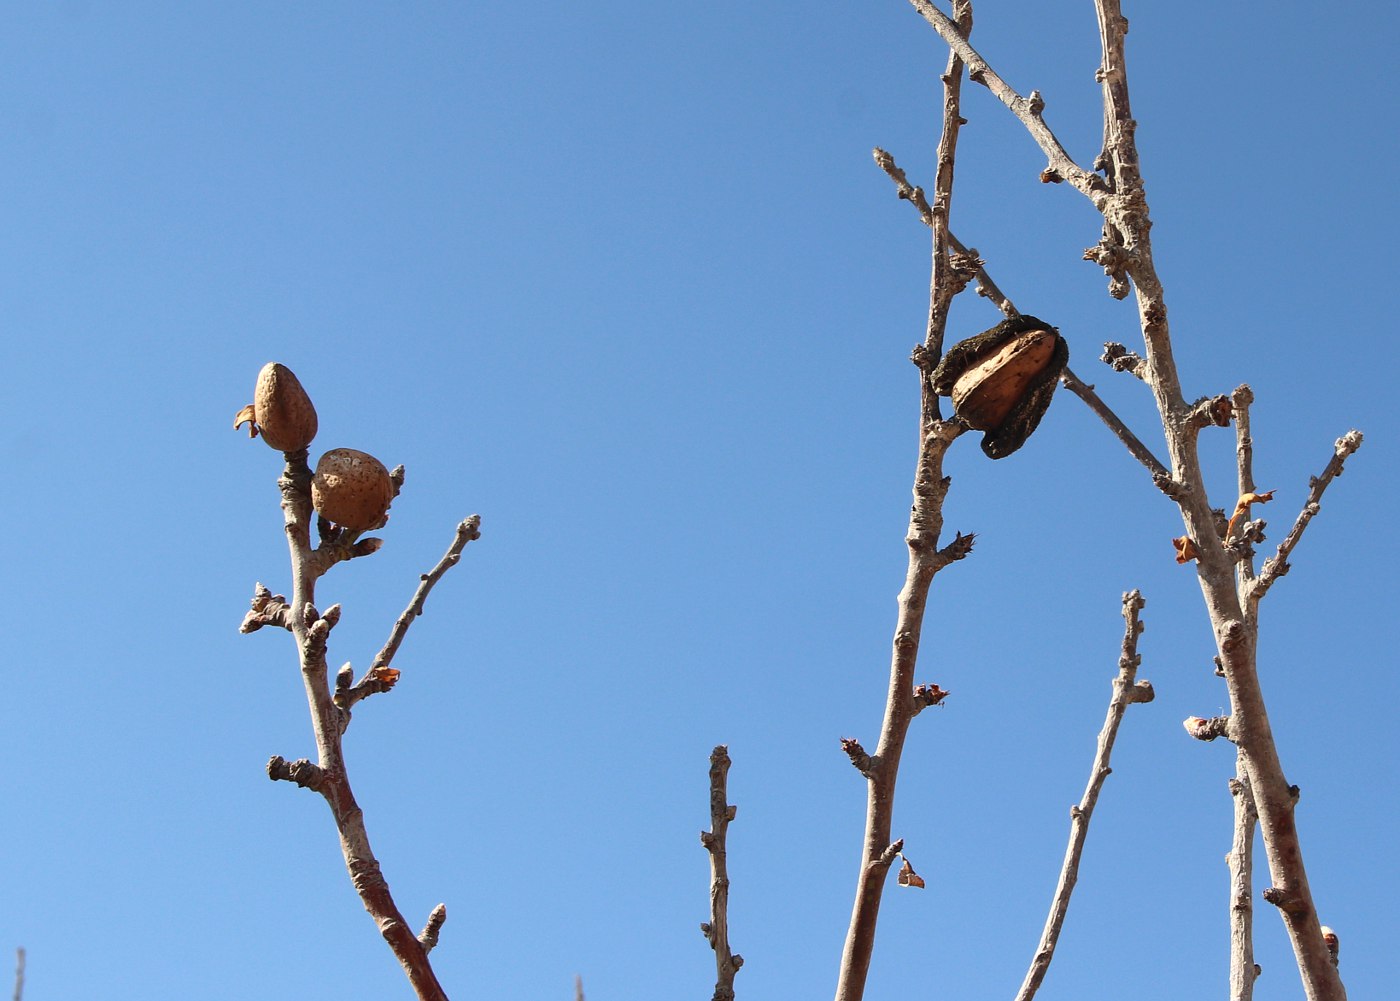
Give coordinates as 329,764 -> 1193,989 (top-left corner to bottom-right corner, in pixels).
699,746 -> 743,1001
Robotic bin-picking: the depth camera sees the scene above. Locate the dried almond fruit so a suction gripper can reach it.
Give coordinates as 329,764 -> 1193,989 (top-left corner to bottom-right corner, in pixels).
252,363 -> 318,451
312,448 -> 393,531
930,315 -> 1068,459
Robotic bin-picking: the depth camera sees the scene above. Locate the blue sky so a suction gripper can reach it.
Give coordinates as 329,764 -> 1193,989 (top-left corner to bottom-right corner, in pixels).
1,3 -> 1395,999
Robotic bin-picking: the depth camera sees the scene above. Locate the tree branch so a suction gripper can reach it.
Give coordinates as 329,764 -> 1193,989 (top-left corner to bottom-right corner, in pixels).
909,3 -> 1356,994
371,516 -> 482,672
700,745 -> 743,1001
1249,431 -> 1363,607
836,8 -> 970,999
1059,368 -> 1169,480
246,447 -> 456,1000
1015,590 -> 1154,1001
907,1 -> 1107,201
1228,770 -> 1261,1001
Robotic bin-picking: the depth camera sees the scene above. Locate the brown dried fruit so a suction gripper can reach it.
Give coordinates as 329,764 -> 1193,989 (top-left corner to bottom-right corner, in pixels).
951,329 -> 1057,431
312,448 -> 393,531
930,315 -> 1068,459
246,363 -> 318,451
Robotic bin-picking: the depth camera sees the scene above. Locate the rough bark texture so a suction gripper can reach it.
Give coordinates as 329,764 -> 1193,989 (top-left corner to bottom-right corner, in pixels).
700,746 -> 743,1001
910,4 -> 1357,998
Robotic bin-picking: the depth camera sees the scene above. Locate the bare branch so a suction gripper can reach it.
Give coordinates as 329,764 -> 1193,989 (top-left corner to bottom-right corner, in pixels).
371,516 -> 482,673
1015,590 -> 1153,1001
907,1 -> 1107,202
1228,771 -> 1261,1001
906,2 -> 1355,993
249,448 -> 452,1000
1232,386 -> 1259,588
836,8 -> 972,996
1059,368 -> 1169,480
700,746 -> 743,1001
12,947 -> 23,1001
1250,432 -> 1364,605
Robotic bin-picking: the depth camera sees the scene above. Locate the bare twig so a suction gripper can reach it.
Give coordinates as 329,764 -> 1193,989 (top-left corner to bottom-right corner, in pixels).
1232,385 -> 1258,587
242,447 -> 473,1001
1015,590 -> 1154,1001
372,516 -> 482,672
12,947 -> 23,1001
908,1 -> 1107,202
575,975 -> 585,1001
1228,769 -> 1261,1001
700,746 -> 743,1001
1249,431 -> 1363,606
1059,368 -> 1169,480
836,7 -> 971,1000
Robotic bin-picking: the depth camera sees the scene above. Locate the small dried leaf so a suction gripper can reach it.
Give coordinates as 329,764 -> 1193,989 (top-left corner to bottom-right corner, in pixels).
1226,490 -> 1276,540
233,403 -> 259,438
369,666 -> 401,687
1172,536 -> 1199,564
896,858 -> 925,889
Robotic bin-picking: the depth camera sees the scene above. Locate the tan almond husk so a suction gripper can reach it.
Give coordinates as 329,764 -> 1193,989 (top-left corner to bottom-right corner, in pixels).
312,448 -> 393,531
253,363 -> 318,451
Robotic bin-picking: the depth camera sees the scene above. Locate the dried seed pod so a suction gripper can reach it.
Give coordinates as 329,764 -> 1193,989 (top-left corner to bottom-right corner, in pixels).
235,363 -> 318,451
930,315 -> 1068,459
312,448 -> 393,531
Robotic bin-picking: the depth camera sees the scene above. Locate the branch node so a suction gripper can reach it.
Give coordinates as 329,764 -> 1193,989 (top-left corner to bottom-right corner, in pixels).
1100,341 -> 1147,380
1261,887 -> 1308,915
841,738 -> 875,778
417,904 -> 447,953
267,754 -> 327,790
1183,715 -> 1231,742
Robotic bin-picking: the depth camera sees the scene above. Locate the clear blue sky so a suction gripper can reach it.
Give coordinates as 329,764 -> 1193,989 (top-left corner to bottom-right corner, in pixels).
1,3 -> 1395,999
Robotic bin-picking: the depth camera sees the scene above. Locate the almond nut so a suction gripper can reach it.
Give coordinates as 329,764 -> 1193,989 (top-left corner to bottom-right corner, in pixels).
929,315 -> 1068,459
951,328 -> 1057,431
312,448 -> 393,531
253,363 -> 318,451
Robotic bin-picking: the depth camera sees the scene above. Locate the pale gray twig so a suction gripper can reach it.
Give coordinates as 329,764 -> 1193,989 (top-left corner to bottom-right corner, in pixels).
1228,769 -> 1261,1001
1016,591 -> 1154,1001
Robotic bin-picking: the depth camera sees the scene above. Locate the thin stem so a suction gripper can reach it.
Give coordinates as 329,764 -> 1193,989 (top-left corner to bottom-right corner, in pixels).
1059,368 -> 1169,480
372,517 -> 482,671
1228,768 -> 1260,1001
1232,385 -> 1259,590
835,6 -> 972,999
908,1 -> 1107,202
273,450 -> 451,1001
1248,431 -> 1364,608
11,948 -> 23,1001
1015,591 -> 1154,1001
700,746 -> 742,1001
